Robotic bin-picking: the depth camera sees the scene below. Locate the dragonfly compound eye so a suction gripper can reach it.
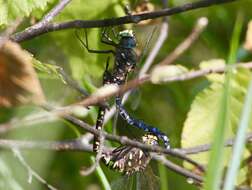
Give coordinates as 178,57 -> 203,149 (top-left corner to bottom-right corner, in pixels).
118,30 -> 136,48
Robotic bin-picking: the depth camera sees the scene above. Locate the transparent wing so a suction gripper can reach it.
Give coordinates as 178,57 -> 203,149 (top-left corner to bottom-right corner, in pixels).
111,175 -> 134,190
136,166 -> 160,190
111,166 -> 159,190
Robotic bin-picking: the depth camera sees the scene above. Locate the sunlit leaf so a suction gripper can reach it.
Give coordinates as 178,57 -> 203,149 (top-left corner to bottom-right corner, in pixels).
0,0 -> 53,27
182,66 -> 252,168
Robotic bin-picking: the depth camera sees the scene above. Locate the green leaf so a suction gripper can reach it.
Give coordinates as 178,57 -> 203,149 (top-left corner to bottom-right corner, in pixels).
0,0 -> 53,27
182,67 -> 251,167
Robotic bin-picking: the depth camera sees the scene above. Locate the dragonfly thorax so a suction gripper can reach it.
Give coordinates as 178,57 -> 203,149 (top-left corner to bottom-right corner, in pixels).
118,36 -> 136,49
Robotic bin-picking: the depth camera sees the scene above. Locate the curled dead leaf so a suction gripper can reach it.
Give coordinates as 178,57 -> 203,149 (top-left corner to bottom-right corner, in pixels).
0,41 -> 45,107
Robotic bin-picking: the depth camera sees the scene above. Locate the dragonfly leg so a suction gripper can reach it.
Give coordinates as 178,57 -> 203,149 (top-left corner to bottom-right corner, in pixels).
75,29 -> 115,54
101,27 -> 117,47
115,97 -> 170,149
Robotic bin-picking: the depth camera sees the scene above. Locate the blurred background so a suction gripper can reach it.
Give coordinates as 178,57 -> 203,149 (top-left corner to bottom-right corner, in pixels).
0,0 -> 252,189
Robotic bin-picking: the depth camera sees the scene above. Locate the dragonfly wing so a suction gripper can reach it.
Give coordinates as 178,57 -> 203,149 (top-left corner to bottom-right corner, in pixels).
136,167 -> 160,190
111,175 -> 134,190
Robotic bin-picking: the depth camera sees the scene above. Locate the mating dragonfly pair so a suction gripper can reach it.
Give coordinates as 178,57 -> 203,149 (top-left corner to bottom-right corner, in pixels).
77,28 -> 170,174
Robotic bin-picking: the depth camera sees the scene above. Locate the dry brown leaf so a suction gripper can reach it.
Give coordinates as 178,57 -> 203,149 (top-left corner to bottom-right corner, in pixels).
244,20 -> 252,53
0,41 -> 45,107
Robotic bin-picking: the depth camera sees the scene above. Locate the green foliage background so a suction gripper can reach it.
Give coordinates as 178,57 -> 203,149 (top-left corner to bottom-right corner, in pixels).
1,0 -> 252,190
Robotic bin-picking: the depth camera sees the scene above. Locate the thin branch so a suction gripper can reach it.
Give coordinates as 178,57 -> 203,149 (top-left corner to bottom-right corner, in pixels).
28,62 -> 252,126
179,132 -> 252,155
0,138 -> 205,186
40,0 -> 72,24
12,148 -> 58,190
11,0 -> 238,42
3,62 -> 249,135
1,132 -> 251,156
73,62 -> 252,108
57,113 -> 206,171
27,0 -> 72,30
0,138 -> 92,152
158,17 -> 208,65
57,67 -> 89,96
153,154 -> 203,184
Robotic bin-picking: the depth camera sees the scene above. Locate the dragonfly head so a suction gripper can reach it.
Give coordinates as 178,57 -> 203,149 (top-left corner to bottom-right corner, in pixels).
142,133 -> 159,146
118,30 -> 136,49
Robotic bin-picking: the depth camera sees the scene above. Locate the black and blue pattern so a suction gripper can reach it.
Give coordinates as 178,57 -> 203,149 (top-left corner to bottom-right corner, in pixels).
77,28 -> 170,150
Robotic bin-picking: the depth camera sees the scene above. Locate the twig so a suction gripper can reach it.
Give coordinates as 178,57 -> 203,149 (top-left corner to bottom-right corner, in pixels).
0,108 -> 77,134
28,62 -> 252,124
2,62 -> 249,134
153,154 -> 203,184
26,0 -> 72,30
0,138 -> 92,152
0,132 -> 251,156
40,0 -> 72,25
57,67 -> 89,96
73,62 -> 252,108
59,113 -> 205,171
11,0 -> 238,42
179,132 -> 252,155
1,138 -> 204,186
12,148 -> 58,190
158,17 -> 208,65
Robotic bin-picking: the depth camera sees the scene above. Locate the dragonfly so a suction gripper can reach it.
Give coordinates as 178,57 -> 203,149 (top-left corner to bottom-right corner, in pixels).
76,28 -> 170,152
102,133 -> 160,190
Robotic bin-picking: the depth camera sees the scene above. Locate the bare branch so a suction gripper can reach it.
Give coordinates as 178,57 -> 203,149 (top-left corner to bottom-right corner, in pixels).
73,62 -> 252,109
26,0 -> 72,30
1,132 -> 251,156
153,154 -> 203,184
179,132 -> 252,155
56,113 -> 206,171
158,17 -> 208,66
0,138 -> 92,152
12,148 -> 58,190
11,0 -> 238,42
40,0 -> 72,24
